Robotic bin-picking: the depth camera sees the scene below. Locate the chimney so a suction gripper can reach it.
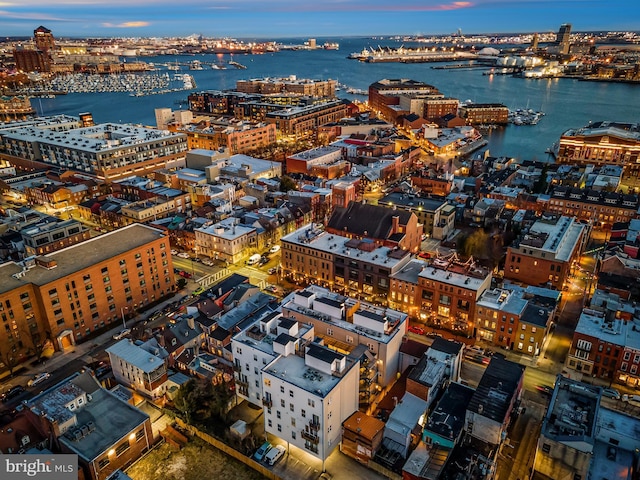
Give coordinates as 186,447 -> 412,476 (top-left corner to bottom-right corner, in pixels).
392,215 -> 400,234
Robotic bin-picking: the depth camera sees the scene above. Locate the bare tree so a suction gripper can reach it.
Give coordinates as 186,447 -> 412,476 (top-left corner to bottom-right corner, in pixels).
0,346 -> 20,377
21,327 -> 46,361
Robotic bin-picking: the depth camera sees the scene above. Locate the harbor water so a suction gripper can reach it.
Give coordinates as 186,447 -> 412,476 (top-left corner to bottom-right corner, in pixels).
37,37 -> 640,161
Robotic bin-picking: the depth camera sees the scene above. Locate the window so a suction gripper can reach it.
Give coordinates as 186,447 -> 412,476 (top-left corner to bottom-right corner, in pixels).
280,399 -> 285,408
276,411 -> 281,419
542,443 -> 551,454
301,409 -> 306,418
277,424 -> 282,432
115,442 -> 130,457
136,430 -> 145,441
308,399 -> 315,408
289,390 -> 294,398
98,458 -> 110,470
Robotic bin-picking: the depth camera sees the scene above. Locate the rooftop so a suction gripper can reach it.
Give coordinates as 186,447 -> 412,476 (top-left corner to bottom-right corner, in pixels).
342,411 -> 385,441
468,354 -> 524,423
281,224 -> 411,269
2,122 -> 185,153
379,193 -> 447,212
425,382 -> 475,442
417,257 -> 491,293
0,224 -> 166,295
542,376 -> 600,451
516,214 -> 585,261
106,339 -> 166,373
283,285 -> 407,345
263,344 -> 357,398
58,386 -> 149,461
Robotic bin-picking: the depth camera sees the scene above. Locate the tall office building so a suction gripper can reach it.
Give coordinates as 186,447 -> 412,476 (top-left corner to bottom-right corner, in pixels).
556,23 -> 572,55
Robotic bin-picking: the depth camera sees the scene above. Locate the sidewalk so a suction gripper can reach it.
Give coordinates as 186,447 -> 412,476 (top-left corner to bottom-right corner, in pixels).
1,290 -> 190,389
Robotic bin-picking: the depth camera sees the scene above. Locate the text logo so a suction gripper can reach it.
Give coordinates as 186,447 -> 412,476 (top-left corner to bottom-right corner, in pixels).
1,455 -> 77,480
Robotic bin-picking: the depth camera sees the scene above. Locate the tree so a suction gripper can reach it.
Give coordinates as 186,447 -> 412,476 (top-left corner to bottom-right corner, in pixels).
173,379 -> 198,424
462,229 -> 489,259
0,346 -> 20,377
208,380 -> 234,421
279,175 -> 298,193
176,277 -> 187,290
533,164 -> 549,194
21,326 -> 46,361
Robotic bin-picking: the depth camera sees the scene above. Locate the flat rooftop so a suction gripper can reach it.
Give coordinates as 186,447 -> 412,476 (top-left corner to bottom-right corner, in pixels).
281,224 -> 410,269
542,376 -> 600,450
59,387 -> 149,461
0,223 -> 166,294
379,193 -> 446,212
418,259 -> 491,293
518,214 -> 585,261
263,346 -> 357,398
2,122 -> 185,153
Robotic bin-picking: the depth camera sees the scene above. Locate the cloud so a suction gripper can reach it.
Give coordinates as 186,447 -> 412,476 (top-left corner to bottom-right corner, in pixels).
102,21 -> 150,28
0,10 -> 73,21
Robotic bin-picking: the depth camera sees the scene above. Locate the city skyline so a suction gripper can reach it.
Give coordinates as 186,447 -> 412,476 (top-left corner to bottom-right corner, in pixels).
1,0 -> 638,39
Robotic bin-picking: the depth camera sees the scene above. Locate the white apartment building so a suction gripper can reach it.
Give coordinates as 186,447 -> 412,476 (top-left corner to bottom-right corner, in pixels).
106,338 -> 169,399
281,286 -> 408,388
232,311 -> 315,405
262,341 -> 359,462
195,216 -> 258,264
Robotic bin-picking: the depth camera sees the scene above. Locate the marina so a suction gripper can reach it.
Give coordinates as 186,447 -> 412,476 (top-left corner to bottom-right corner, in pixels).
26,37 -> 638,161
508,108 -> 545,126
14,72 -> 196,96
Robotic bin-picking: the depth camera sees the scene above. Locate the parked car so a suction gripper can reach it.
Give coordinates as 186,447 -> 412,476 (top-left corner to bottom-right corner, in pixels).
535,385 -> 554,396
253,441 -> 272,462
93,362 -> 112,377
202,259 -> 214,266
1,385 -> 25,402
602,388 -> 621,400
259,257 -> 270,266
176,252 -> 190,259
112,328 -> 131,340
27,372 -> 50,387
170,249 -> 178,255
408,326 -> 425,335
418,252 -> 431,260
264,285 -> 280,294
265,445 -> 286,465
269,245 -> 281,254
268,267 -> 278,275
622,394 -> 640,405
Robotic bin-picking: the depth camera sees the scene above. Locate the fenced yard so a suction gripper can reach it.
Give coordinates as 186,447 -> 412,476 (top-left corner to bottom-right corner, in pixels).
126,436 -> 267,480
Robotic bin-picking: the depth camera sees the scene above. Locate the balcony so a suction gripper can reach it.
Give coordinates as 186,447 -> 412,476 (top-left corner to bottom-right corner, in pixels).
301,430 -> 319,443
308,420 -> 320,431
262,397 -> 272,408
233,364 -> 242,373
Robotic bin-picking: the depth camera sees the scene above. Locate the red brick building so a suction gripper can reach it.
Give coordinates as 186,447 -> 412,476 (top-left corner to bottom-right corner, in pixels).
504,214 -> 586,290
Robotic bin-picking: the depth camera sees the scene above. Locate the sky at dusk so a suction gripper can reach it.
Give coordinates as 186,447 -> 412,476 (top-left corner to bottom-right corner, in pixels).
1,0 -> 638,39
